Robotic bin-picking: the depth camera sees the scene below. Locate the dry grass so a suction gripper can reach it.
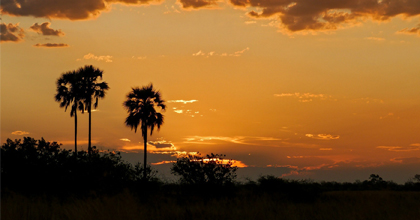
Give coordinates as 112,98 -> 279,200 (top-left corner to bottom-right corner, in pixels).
2,191 -> 420,220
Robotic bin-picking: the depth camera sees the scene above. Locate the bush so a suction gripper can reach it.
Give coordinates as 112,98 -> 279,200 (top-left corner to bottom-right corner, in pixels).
1,137 -> 151,196
171,153 -> 238,185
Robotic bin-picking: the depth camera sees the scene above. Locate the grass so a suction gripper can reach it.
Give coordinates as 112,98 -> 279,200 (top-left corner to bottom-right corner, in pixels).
2,190 -> 420,220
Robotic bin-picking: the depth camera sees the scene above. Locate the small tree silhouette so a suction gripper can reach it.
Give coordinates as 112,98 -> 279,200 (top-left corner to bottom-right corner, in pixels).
171,153 -> 238,185
369,174 -> 384,184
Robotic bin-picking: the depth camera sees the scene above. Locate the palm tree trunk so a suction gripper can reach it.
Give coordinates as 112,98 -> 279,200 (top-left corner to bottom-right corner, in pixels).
143,128 -> 147,180
75,110 -> 78,156
88,103 -> 92,156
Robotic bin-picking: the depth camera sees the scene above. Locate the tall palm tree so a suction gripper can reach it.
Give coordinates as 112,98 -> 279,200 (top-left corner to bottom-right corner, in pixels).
79,65 -> 110,156
123,84 -> 166,179
55,70 -> 84,155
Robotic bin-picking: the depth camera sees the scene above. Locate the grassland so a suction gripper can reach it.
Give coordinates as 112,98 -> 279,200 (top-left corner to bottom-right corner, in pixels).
3,189 -> 420,220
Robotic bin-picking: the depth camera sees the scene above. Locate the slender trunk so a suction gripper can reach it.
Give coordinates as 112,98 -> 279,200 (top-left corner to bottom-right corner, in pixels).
74,109 -> 78,157
143,128 -> 147,180
88,103 -> 92,156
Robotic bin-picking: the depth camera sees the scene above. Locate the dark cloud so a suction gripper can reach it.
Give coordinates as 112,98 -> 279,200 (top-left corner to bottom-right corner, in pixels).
30,22 -> 64,36
229,0 -> 420,32
178,0 -> 217,9
0,22 -> 24,42
34,43 -> 69,47
0,0 -> 159,20
397,25 -> 420,35
148,141 -> 174,148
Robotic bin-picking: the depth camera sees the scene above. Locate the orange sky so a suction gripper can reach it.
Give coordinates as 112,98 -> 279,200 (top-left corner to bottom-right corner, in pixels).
2,0 -> 420,183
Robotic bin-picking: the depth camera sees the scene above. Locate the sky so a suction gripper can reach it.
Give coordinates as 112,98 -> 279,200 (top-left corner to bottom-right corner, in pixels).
1,0 -> 420,183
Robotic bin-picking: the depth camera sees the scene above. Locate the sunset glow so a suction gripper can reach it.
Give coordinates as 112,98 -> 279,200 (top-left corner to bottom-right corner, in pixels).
2,0 -> 419,183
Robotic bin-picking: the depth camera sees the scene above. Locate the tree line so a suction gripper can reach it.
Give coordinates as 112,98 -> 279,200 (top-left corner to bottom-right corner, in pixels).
2,136 -> 419,199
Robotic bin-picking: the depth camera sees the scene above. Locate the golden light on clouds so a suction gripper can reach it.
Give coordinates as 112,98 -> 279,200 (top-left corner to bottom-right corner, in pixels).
78,53 -> 113,62
305,134 -> 340,140
11,131 -> 29,135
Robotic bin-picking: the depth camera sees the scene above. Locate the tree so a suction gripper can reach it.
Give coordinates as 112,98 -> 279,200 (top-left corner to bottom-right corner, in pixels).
79,65 -> 109,155
55,70 -> 84,154
123,84 -> 166,179
171,153 -> 238,185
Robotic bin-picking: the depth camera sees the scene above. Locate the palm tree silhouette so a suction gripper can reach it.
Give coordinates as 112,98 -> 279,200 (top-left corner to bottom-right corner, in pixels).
55,70 -> 85,154
123,84 -> 166,179
79,65 -> 109,156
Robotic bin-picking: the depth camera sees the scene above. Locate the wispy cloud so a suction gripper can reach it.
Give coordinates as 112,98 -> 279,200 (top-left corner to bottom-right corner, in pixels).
151,160 -> 176,165
168,100 -> 198,104
78,53 -> 113,62
306,134 -> 340,140
120,138 -> 131,142
397,25 -> 420,36
244,21 -> 257,25
390,157 -> 420,164
192,48 -> 250,57
319,148 -> 333,151
377,145 -> 420,152
365,37 -> 386,41
58,140 -> 98,145
30,22 -> 64,36
1,23 -> 24,43
163,5 -> 181,14
184,136 -> 281,145
274,93 -> 335,102
11,131 -> 29,135
152,158 -> 247,167
34,43 -> 69,47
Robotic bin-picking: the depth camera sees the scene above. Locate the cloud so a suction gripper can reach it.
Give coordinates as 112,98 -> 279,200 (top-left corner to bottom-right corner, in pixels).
390,157 -> 420,164
365,37 -> 386,41
57,140 -> 99,145
231,47 -> 249,56
152,158 -> 247,167
306,134 -> 340,140
319,148 -> 333,151
148,139 -> 174,148
274,93 -> 334,102
34,43 -> 69,47
192,48 -> 250,57
79,53 -> 113,62
30,22 -> 64,36
0,23 -> 24,42
168,100 -> 198,104
11,130 -> 29,135
120,138 -> 131,142
178,0 -> 218,9
229,0 -> 420,33
245,21 -> 257,24
377,145 -> 420,152
152,160 -> 176,165
0,0 -> 161,20
397,25 -> 420,36
184,136 -> 282,146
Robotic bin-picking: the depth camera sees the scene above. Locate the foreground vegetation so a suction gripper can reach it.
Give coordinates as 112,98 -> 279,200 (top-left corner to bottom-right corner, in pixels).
3,189 -> 420,220
2,137 -> 420,220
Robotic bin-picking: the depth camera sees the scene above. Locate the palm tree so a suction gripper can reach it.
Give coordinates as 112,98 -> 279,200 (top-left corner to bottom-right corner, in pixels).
123,84 -> 166,179
78,65 -> 110,156
55,70 -> 84,155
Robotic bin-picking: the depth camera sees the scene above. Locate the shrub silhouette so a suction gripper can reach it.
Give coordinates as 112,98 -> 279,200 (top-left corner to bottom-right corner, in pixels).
171,153 -> 238,185
1,137 -> 145,196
